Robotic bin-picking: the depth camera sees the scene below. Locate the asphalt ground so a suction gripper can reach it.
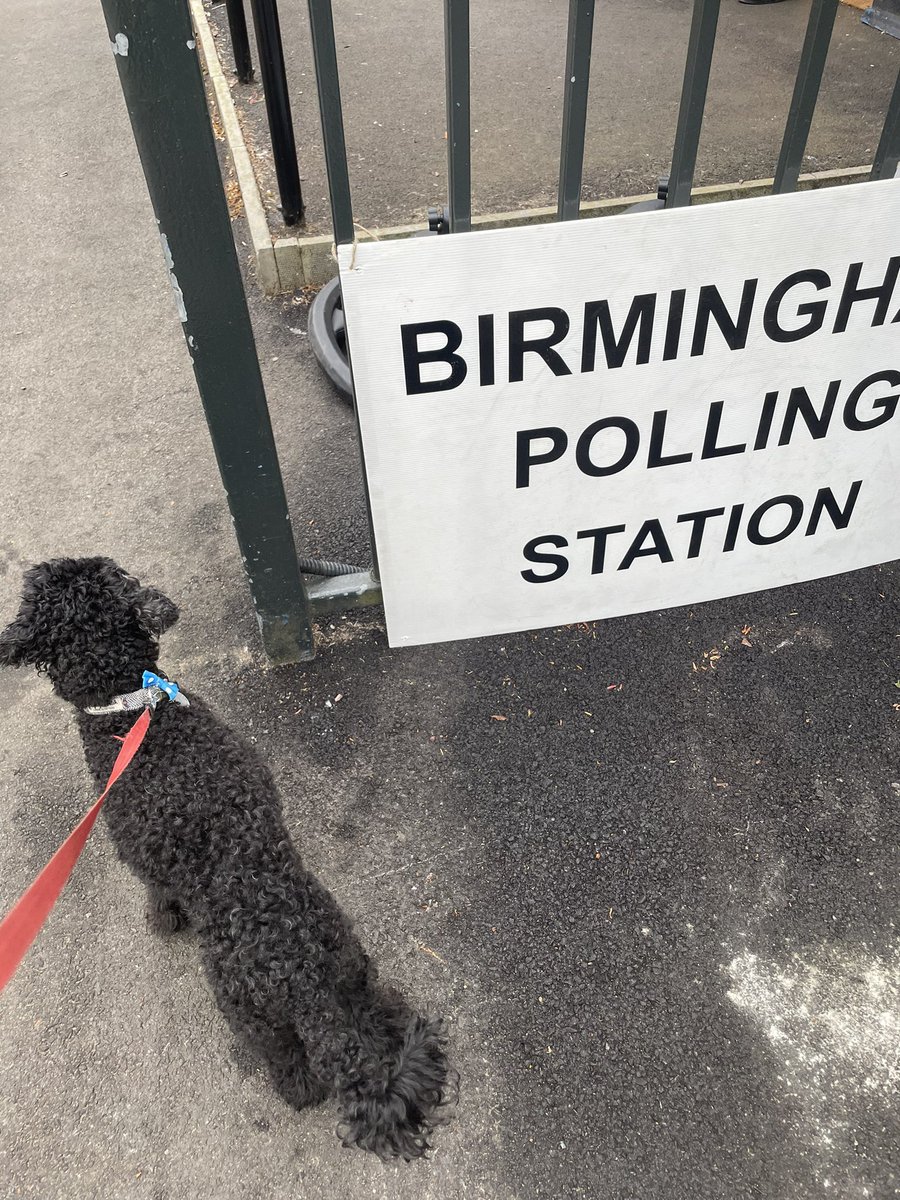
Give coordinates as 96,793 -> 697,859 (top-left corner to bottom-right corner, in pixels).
205,0 -> 900,233
1,0 -> 900,1198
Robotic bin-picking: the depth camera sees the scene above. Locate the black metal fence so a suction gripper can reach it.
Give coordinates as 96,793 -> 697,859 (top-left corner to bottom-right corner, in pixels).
100,0 -> 899,662
222,0 -> 899,234
221,0 -> 304,224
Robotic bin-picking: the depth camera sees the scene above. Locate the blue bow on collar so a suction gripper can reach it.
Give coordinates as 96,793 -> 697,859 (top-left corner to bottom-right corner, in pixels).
143,671 -> 182,703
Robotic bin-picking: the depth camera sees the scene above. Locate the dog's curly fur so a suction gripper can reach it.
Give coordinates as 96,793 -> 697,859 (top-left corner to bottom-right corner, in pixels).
0,557 -> 452,1161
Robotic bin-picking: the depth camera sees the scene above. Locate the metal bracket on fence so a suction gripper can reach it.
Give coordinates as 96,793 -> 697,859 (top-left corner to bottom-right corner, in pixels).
99,0 -> 316,663
622,177 -> 669,215
306,570 -> 383,616
428,205 -> 451,234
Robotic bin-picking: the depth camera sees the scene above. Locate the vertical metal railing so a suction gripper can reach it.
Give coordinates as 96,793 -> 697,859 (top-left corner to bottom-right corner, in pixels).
871,67 -> 900,181
99,0 -> 314,662
557,0 -> 596,221
666,0 -> 721,208
247,0 -> 304,224
307,0 -> 354,245
305,0 -> 381,590
444,0 -> 472,232
772,0 -> 839,194
223,0 -> 254,83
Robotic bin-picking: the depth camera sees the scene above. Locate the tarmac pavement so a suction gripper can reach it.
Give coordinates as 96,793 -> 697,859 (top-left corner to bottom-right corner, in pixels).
1,1 -> 899,1198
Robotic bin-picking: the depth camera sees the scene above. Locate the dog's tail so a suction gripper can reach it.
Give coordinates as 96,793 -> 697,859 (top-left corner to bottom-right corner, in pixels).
334,1011 -> 455,1162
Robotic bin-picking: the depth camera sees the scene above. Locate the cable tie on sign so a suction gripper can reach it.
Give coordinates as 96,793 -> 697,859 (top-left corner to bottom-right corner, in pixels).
332,223 -> 380,272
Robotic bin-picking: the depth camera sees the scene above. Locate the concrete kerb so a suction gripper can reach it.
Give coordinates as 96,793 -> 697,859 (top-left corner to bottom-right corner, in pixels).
190,0 -> 279,293
192,0 -> 873,296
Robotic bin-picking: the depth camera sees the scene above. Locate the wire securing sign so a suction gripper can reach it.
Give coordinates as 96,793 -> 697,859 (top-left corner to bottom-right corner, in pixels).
339,180 -> 900,647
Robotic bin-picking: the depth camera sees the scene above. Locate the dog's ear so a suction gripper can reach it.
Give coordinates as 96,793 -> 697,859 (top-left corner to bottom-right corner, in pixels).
0,561 -> 64,669
135,587 -> 179,635
0,614 -> 35,667
0,619 -> 30,667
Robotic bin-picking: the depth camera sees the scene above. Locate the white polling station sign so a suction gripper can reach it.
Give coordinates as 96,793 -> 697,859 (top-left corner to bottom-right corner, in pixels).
338,179 -> 900,647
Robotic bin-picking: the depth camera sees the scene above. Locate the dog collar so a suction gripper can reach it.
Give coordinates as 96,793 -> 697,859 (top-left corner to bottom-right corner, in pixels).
84,670 -> 190,716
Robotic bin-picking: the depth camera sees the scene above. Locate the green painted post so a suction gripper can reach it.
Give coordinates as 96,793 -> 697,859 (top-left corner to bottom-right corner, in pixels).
667,0 -> 721,209
772,0 -> 839,195
99,0 -> 314,663
557,0 -> 596,222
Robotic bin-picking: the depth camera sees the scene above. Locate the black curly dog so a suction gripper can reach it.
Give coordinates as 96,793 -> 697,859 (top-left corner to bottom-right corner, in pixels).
0,557 -> 451,1160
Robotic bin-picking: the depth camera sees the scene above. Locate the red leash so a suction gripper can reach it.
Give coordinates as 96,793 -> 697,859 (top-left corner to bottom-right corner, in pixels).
0,707 -> 152,994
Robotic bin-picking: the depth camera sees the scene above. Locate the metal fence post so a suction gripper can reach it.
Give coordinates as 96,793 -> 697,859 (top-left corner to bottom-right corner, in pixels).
666,0 -> 721,208
557,0 -> 596,221
223,0 -> 254,84
444,0 -> 472,232
871,67 -> 900,181
772,0 -> 839,194
247,0 -> 304,225
99,0 -> 315,663
306,0 -> 381,589
306,0 -> 354,246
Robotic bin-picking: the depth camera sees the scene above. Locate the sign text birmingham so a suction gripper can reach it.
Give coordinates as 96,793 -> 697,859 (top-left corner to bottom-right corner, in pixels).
401,257 -> 899,397
399,256 -> 899,582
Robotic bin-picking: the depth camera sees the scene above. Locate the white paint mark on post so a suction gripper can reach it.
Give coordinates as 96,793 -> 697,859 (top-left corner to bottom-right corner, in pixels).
110,33 -> 129,56
158,232 -> 188,323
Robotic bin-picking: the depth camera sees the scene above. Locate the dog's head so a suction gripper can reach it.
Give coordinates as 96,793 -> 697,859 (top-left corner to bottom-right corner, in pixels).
0,557 -> 179,707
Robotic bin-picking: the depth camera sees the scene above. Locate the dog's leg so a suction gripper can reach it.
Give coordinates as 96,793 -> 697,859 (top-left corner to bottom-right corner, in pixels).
225,1006 -> 329,1112
267,1036 -> 330,1111
146,884 -> 189,934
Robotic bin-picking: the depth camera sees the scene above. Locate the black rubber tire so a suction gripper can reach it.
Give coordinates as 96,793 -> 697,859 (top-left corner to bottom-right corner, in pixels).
308,276 -> 353,405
